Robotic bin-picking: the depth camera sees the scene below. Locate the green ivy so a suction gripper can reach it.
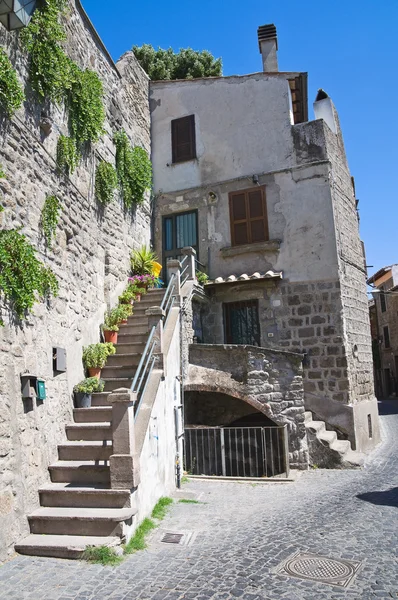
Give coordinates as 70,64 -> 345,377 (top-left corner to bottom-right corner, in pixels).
68,67 -> 105,146
0,164 -> 5,178
95,161 -> 118,205
41,195 -> 61,247
0,229 -> 58,322
114,130 -> 152,207
20,0 -> 72,103
56,135 -> 79,174
0,48 -> 25,116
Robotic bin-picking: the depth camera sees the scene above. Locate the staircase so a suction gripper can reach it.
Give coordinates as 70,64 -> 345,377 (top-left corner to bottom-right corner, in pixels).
304,411 -> 364,469
16,288 -> 165,559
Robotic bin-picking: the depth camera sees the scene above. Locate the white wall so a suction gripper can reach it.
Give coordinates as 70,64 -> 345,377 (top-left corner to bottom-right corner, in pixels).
151,74 -> 294,194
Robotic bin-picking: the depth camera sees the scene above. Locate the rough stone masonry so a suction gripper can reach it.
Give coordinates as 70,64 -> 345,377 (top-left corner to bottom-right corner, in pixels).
0,1 -> 151,562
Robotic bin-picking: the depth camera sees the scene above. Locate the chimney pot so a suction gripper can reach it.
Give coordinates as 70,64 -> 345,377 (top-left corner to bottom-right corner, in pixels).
257,23 -> 278,72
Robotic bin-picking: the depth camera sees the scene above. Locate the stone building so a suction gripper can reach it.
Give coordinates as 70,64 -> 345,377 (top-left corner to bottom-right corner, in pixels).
367,265 -> 398,397
151,24 -> 380,459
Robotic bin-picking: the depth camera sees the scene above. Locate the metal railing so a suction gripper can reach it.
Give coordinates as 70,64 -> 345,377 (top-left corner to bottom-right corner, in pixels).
160,272 -> 176,328
131,325 -> 157,420
195,258 -> 207,274
180,254 -> 190,287
184,425 -> 289,478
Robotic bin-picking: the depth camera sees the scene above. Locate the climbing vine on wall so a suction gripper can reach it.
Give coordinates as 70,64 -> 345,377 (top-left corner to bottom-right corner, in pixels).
22,0 -> 105,161
41,195 -> 62,247
0,229 -> 58,323
0,48 -> 25,116
95,161 -> 118,205
56,135 -> 79,174
113,130 -> 152,208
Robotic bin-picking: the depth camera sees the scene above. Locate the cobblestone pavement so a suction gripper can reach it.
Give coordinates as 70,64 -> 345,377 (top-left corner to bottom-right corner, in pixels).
1,400 -> 397,600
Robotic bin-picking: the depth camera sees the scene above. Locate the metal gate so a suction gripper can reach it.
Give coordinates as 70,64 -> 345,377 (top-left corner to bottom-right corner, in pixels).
184,426 -> 289,478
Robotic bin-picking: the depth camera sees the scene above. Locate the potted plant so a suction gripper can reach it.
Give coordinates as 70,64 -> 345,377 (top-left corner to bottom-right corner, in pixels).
118,283 -> 137,305
73,377 -> 105,408
117,302 -> 133,324
128,274 -> 155,292
102,306 -> 131,343
130,245 -> 158,276
82,343 -> 116,379
196,271 -> 209,286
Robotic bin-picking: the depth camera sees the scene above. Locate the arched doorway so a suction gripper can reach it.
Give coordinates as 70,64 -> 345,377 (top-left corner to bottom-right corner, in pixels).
184,390 -> 288,478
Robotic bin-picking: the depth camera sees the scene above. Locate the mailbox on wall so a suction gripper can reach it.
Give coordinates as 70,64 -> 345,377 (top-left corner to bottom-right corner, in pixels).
21,374 -> 46,401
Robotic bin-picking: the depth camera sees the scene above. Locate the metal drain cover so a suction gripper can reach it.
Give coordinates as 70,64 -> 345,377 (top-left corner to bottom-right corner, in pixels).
161,533 -> 184,544
275,551 -> 362,588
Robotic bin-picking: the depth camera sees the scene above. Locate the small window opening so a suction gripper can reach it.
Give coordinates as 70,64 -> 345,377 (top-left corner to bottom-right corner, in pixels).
367,414 -> 372,439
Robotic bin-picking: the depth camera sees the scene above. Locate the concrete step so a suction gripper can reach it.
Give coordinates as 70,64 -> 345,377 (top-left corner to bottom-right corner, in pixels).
115,342 -> 146,355
106,353 -> 141,367
73,407 -> 111,423
342,449 -> 365,468
58,441 -> 113,461
117,332 -> 148,344
15,534 -> 121,559
66,423 -> 112,441
103,378 -> 133,392
329,439 -> 351,455
28,507 -> 136,537
39,484 -> 131,509
101,365 -> 137,379
49,461 -> 110,484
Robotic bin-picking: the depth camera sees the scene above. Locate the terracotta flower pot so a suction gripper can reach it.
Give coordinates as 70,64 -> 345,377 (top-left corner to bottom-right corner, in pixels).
135,293 -> 141,302
120,319 -> 128,324
87,367 -> 101,379
104,330 -> 118,344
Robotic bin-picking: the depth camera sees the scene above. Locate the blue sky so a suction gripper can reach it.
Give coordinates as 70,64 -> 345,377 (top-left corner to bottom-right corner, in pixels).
83,0 -> 397,276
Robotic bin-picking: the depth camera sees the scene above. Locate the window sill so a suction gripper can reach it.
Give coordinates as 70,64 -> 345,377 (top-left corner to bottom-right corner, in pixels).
220,239 -> 281,258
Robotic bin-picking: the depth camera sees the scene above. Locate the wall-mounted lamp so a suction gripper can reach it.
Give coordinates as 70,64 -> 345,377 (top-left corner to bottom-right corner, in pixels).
0,0 -> 37,31
252,174 -> 259,185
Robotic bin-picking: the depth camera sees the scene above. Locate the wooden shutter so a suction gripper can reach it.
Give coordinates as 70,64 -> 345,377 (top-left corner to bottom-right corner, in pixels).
229,187 -> 268,246
171,115 -> 196,163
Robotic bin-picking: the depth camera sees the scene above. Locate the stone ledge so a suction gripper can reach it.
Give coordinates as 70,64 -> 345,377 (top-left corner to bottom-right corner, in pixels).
220,239 -> 281,258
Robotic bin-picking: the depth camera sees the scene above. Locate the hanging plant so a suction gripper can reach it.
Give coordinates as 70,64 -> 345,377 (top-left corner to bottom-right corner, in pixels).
68,67 -> 105,147
0,229 -> 58,322
95,161 -> 118,205
56,135 -> 79,174
0,48 -> 25,117
41,195 -> 62,247
20,0 -> 72,103
114,130 -> 152,208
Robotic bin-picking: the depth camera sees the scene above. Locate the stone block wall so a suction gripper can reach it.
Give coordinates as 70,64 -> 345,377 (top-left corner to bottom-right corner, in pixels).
187,344 -> 308,469
0,1 -> 151,561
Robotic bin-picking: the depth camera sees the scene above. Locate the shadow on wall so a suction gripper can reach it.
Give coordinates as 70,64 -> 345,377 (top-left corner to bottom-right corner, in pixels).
357,487 -> 398,508
377,399 -> 398,416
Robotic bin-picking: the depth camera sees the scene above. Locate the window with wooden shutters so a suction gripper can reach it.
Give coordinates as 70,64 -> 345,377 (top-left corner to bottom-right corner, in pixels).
229,187 -> 269,246
171,115 -> 196,163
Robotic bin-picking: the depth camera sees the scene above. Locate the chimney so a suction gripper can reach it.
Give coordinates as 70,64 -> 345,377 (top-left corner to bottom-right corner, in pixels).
258,24 -> 278,72
313,89 -> 338,134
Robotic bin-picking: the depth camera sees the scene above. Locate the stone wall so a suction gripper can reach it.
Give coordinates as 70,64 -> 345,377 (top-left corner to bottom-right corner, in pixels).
186,344 -> 308,469
0,1 -> 151,561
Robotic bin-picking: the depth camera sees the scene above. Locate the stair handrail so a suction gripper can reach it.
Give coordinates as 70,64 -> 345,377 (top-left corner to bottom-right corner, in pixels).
160,272 -> 176,326
131,325 -> 156,418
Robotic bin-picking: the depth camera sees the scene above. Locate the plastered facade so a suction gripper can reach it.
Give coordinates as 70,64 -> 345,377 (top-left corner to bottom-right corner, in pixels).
151,71 -> 380,453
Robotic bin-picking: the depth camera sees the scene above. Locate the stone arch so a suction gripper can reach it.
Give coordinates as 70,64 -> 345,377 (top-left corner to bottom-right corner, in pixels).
184,382 -> 284,427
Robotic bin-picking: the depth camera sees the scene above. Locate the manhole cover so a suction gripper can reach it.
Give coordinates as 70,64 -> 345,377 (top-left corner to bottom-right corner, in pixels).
161,533 -> 184,544
275,552 -> 362,588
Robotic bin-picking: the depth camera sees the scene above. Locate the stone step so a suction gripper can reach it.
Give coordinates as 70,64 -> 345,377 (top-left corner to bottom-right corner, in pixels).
119,320 -> 148,334
318,430 -> 337,445
306,420 -> 326,434
118,331 -> 148,344
329,439 -> 351,455
28,507 -> 136,537
91,392 -> 111,406
103,378 -> 133,392
341,449 -> 365,468
58,441 -> 113,461
73,407 -> 111,423
303,411 -> 313,424
66,423 -> 112,441
15,534 -> 121,560
106,353 -> 141,367
39,484 -> 131,509
101,365 -> 137,379
49,461 -> 110,484
115,342 -> 146,355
